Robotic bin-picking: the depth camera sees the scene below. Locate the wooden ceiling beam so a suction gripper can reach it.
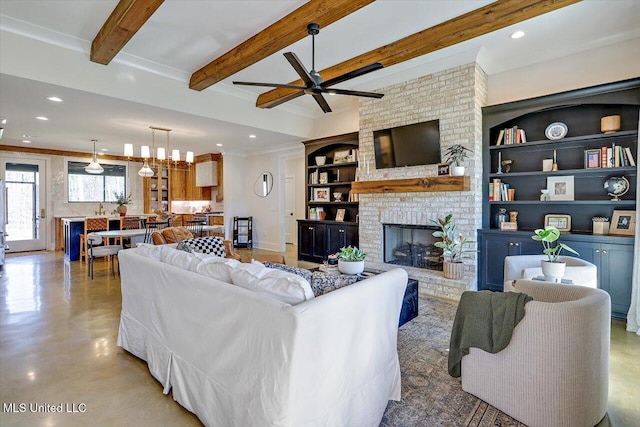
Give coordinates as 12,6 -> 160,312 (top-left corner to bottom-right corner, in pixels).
189,0 -> 375,91
91,0 -> 165,65
256,0 -> 581,108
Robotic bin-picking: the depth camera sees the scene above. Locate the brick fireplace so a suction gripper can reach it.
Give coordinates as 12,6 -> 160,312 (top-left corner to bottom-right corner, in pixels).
356,63 -> 486,301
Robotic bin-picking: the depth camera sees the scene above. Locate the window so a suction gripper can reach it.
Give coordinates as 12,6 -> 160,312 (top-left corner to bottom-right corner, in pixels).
68,161 -> 126,202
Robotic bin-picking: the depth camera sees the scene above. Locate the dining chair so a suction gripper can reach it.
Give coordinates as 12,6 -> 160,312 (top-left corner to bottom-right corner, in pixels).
79,217 -> 109,263
187,216 -> 206,238
86,233 -> 123,279
144,220 -> 169,244
119,217 -> 144,248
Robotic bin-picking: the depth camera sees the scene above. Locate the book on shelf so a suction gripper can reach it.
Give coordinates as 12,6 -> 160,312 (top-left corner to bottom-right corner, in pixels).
488,183 -> 494,201
519,128 -> 527,143
607,147 -> 614,168
624,146 -> 636,166
495,129 -> 504,146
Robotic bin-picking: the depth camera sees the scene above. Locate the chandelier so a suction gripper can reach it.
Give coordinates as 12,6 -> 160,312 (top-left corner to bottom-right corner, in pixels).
125,127 -> 193,177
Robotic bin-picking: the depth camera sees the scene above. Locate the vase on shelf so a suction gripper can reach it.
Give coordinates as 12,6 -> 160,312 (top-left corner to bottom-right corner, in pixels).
541,260 -> 566,283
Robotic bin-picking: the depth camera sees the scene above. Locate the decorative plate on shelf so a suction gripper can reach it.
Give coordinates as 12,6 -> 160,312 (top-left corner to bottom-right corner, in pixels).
604,176 -> 630,201
545,122 -> 568,140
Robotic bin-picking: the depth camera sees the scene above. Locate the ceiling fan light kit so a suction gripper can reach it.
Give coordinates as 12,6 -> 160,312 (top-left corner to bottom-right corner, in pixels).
234,23 -> 384,113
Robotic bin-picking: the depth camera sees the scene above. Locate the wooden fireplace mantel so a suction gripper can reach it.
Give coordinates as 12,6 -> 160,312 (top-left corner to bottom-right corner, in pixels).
351,176 -> 470,194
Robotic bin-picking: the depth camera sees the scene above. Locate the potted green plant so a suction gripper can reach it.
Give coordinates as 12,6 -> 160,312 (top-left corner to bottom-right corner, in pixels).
336,245 -> 366,275
531,226 -> 579,281
431,213 -> 474,279
443,144 -> 473,176
114,192 -> 132,216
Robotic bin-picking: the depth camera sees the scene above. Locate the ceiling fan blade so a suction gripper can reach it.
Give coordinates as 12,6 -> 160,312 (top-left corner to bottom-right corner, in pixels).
312,93 -> 332,113
233,81 -> 306,90
324,88 -> 384,99
321,62 -> 384,88
262,90 -> 306,109
284,52 -> 314,86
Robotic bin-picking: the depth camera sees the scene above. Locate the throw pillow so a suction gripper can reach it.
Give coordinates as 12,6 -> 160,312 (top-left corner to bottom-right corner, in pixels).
264,262 -> 312,283
176,241 -> 193,253
229,267 -> 314,305
310,272 -> 359,297
182,236 -> 227,256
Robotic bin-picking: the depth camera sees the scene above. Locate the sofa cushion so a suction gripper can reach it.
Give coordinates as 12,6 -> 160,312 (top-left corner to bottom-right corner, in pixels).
134,243 -> 163,260
310,272 -> 359,297
160,246 -> 201,271
182,236 -> 227,256
264,262 -> 312,283
230,264 -> 314,305
194,256 -> 240,283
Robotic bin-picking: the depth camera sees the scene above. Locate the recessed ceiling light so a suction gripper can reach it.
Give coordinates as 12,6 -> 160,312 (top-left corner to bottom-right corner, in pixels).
216,143 -> 223,147
249,134 -> 256,138
22,134 -> 40,139
100,148 -> 108,152
510,30 -> 525,39
22,140 -> 31,143
35,116 -> 49,121
47,96 -> 63,102
0,118 -> 6,125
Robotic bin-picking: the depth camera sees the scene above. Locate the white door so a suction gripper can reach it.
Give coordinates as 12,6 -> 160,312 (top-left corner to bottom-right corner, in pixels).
0,158 -> 47,252
285,177 -> 296,244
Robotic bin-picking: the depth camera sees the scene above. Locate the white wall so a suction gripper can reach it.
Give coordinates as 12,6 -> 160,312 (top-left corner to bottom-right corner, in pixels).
221,154 -> 248,240
487,37 -> 640,106
284,154 -> 306,244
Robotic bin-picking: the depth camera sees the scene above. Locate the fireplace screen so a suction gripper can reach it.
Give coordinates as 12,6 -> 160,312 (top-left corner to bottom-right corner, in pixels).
383,224 -> 443,271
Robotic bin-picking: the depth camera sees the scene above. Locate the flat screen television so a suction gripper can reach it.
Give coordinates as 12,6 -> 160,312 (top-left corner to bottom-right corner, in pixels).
373,119 -> 441,169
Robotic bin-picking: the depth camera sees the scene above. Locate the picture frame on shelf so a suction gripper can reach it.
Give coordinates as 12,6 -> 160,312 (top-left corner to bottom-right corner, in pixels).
319,172 -> 329,184
609,210 -> 636,236
546,175 -> 575,201
437,163 -> 450,176
313,187 -> 330,202
544,214 -> 572,231
335,209 -> 346,222
584,149 -> 601,169
333,150 -> 351,164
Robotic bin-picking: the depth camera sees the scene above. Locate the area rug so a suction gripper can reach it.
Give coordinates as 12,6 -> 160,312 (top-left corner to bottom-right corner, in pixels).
380,297 -> 526,427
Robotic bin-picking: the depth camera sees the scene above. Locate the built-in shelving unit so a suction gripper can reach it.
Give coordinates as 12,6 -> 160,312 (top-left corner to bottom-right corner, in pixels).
478,78 -> 639,319
298,132 -> 359,263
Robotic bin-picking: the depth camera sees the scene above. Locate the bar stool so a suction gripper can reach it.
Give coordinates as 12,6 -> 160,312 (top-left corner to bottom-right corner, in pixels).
79,217 -> 109,263
186,216 -> 206,238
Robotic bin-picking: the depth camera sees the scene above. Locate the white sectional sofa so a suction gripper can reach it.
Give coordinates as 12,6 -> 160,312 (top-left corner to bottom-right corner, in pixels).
117,245 -> 408,427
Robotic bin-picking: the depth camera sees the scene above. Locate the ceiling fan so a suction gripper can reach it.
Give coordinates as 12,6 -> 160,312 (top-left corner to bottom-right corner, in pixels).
233,23 -> 384,113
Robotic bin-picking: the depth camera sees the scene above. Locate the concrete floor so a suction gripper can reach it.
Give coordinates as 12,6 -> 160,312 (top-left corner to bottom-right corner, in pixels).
0,248 -> 638,426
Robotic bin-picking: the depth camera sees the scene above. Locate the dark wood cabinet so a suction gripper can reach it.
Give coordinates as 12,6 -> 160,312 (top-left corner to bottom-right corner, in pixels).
477,229 -> 634,318
326,223 -> 359,256
297,220 -> 359,263
298,221 -> 326,262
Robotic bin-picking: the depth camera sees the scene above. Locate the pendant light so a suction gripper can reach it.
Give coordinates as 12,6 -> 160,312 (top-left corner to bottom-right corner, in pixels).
85,139 -> 104,174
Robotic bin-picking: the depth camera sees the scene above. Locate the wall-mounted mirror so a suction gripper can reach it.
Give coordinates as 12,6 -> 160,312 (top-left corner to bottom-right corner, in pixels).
254,171 -> 273,197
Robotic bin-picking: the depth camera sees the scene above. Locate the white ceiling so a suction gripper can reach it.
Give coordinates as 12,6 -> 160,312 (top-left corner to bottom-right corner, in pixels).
1,0 -> 639,156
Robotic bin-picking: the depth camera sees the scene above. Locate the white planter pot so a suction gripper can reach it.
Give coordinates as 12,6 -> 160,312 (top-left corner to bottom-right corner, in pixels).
338,260 -> 364,275
541,260 -> 566,283
450,166 -> 465,176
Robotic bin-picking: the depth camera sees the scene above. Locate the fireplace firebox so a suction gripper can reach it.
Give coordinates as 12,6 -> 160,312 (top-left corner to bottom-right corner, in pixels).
383,224 -> 443,271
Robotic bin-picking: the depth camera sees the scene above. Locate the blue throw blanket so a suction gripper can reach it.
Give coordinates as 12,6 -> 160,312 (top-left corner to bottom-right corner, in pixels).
448,290 -> 532,378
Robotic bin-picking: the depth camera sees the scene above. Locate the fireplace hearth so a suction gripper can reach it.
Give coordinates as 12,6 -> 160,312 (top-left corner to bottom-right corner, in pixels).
383,224 -> 443,271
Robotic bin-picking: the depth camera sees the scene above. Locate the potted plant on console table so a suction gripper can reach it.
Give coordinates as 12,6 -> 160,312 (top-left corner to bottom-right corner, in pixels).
114,192 -> 132,216
432,214 -> 474,280
531,226 -> 579,282
337,246 -> 366,275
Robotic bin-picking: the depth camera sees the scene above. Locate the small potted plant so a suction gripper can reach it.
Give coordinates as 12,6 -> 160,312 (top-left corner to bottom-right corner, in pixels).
443,144 -> 473,176
531,226 -> 579,281
431,213 -> 474,279
114,192 -> 132,216
336,245 -> 366,275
